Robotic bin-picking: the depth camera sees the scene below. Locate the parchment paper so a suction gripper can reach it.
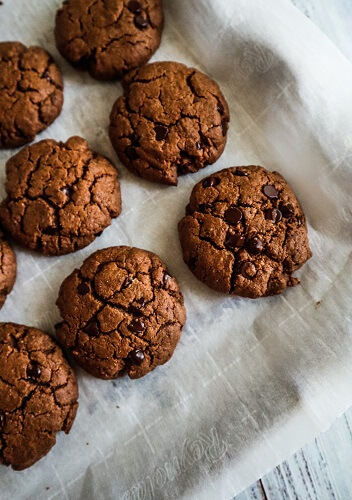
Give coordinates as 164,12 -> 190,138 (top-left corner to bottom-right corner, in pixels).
0,0 -> 352,498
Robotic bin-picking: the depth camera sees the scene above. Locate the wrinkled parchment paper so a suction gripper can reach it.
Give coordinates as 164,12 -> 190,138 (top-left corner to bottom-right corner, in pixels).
1,0 -> 352,498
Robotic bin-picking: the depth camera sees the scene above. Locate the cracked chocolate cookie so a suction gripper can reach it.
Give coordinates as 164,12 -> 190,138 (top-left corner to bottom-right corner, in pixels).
0,231 -> 16,308
0,323 -> 78,470
0,136 -> 122,256
55,0 -> 164,81
109,61 -> 230,185
178,166 -> 312,298
56,246 -> 186,379
0,42 -> 63,149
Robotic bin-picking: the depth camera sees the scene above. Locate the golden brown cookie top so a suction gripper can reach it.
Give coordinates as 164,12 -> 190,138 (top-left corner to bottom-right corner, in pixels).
56,246 -> 186,380
179,166 -> 312,298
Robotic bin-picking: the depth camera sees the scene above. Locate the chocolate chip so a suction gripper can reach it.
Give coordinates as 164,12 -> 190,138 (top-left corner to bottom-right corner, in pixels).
163,272 -> 172,284
125,145 -> 138,161
226,232 -> 245,249
221,119 -> 228,136
54,322 -> 63,330
129,298 -> 145,315
77,282 -> 90,295
154,125 -> 169,141
42,70 -> 52,82
203,176 -> 220,188
83,320 -> 100,337
127,0 -> 142,13
224,207 -> 242,225
27,362 -> 41,380
61,186 -> 72,196
241,262 -> 257,278
247,236 -> 263,255
134,14 -> 148,29
234,169 -> 248,177
129,319 -> 145,334
128,349 -> 145,365
0,413 -> 4,428
265,208 -> 282,223
263,185 -> 279,199
217,101 -> 224,114
280,203 -> 294,217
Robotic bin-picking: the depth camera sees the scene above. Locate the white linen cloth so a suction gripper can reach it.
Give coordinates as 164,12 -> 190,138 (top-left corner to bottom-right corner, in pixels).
0,0 -> 352,498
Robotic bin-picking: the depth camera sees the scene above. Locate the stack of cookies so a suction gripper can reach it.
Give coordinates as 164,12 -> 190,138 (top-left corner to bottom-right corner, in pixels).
0,0 -> 312,471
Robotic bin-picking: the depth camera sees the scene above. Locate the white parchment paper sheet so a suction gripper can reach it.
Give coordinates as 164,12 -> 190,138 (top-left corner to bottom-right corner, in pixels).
0,0 -> 352,498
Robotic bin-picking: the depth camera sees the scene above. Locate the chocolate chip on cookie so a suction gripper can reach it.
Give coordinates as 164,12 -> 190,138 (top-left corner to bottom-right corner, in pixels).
0,230 -> 16,308
178,166 -> 312,298
109,61 -> 230,185
0,136 -> 121,255
55,0 -> 164,81
0,42 -> 63,149
0,323 -> 78,470
56,246 -> 186,379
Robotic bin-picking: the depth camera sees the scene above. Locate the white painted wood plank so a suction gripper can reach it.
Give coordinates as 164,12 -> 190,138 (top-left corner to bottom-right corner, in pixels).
314,412 -> 352,498
235,481 -> 266,500
236,409 -> 352,499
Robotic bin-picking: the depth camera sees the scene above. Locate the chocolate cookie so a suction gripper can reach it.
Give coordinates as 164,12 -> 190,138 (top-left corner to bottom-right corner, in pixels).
0,323 -> 78,470
0,42 -> 63,149
0,136 -> 121,256
178,166 -> 312,298
109,61 -> 230,185
56,246 -> 186,379
55,0 -> 164,81
0,230 -> 16,308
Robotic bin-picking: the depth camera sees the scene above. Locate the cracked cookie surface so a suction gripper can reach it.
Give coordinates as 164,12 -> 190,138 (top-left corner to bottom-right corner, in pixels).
178,166 -> 312,298
0,136 -> 122,256
109,61 -> 230,185
0,323 -> 78,471
55,0 -> 164,81
0,231 -> 16,308
56,246 -> 186,379
0,42 -> 63,149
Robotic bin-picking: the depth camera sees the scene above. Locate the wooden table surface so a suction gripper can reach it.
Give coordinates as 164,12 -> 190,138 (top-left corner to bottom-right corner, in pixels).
235,1 -> 352,499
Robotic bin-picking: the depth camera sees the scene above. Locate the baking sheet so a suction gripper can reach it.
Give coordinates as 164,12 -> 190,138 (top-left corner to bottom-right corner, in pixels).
0,0 -> 352,498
